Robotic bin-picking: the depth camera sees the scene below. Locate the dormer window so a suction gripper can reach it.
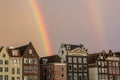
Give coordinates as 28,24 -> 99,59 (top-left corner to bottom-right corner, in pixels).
67,45 -> 71,50
12,50 -> 18,56
43,59 -> 48,64
29,49 -> 32,54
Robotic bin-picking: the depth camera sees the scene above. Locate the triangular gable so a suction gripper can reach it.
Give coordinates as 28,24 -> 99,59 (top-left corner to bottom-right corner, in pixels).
68,47 -> 88,56
0,47 -> 10,58
22,42 -> 39,58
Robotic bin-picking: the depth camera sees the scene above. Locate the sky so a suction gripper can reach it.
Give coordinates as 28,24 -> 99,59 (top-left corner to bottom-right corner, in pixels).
0,0 -> 120,56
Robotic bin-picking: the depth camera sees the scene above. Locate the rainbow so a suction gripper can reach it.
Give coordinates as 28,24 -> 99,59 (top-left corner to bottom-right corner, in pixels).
86,0 -> 107,49
28,0 -> 52,55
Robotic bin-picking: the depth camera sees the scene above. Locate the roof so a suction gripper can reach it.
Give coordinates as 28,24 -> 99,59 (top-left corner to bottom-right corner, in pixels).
88,53 -> 99,64
7,49 -> 21,57
0,46 -> 3,52
88,51 -> 120,64
40,55 -> 64,64
61,43 -> 87,51
15,44 -> 28,56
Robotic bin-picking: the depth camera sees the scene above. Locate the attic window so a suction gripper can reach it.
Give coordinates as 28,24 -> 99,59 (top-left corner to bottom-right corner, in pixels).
29,49 -> 32,54
12,50 -> 18,56
67,45 -> 70,50
100,56 -> 103,59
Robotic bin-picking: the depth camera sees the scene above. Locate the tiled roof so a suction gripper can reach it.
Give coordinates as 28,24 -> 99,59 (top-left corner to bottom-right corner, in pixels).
40,55 -> 64,64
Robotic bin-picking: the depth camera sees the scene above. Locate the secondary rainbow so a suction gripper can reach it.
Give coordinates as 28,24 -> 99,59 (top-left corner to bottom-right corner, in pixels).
87,0 -> 107,49
28,0 -> 52,55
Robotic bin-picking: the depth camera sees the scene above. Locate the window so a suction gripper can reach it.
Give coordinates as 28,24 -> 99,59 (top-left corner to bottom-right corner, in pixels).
61,74 -> 64,77
68,57 -> 72,63
4,75 -> 8,80
24,58 -> 28,64
17,59 -> 21,64
68,64 -> 72,71
109,67 -> 112,74
24,76 -> 28,80
5,60 -> 8,65
105,75 -> 108,80
73,65 -> 77,71
83,65 -> 87,72
116,68 -> 119,74
17,77 -> 20,80
0,60 -> 3,64
113,67 -> 115,74
24,66 -> 28,73
29,49 -> 32,54
34,58 -> 37,64
2,54 -> 6,57
116,62 -> 118,66
68,73 -> 72,80
43,59 -> 48,64
12,50 -> 18,56
34,76 -> 37,80
0,75 -> 3,80
29,75 -> 33,80
105,68 -> 107,73
105,61 -> 107,66
83,58 -> 87,63
116,76 -> 119,80
12,77 -> 15,80
0,67 -> 3,72
101,61 -> 104,66
43,67 -> 47,73
110,75 -> 113,80
109,61 -> 112,66
78,65 -> 82,72
29,58 -> 33,64
29,66 -> 33,72
98,61 -> 101,65
61,67 -> 64,71
99,68 -> 101,73
11,68 -> 15,74
83,73 -> 87,80
78,57 -> 82,63
113,62 -> 116,66
5,67 -> 8,72
17,68 -> 20,74
34,66 -> 37,73
73,57 -> 77,63
78,74 -> 82,80
62,51 -> 64,55
13,59 -> 17,64
102,68 -> 104,73
74,73 -> 77,80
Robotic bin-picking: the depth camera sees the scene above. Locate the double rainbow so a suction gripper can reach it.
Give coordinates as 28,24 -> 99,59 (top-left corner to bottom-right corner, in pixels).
87,0 -> 107,49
